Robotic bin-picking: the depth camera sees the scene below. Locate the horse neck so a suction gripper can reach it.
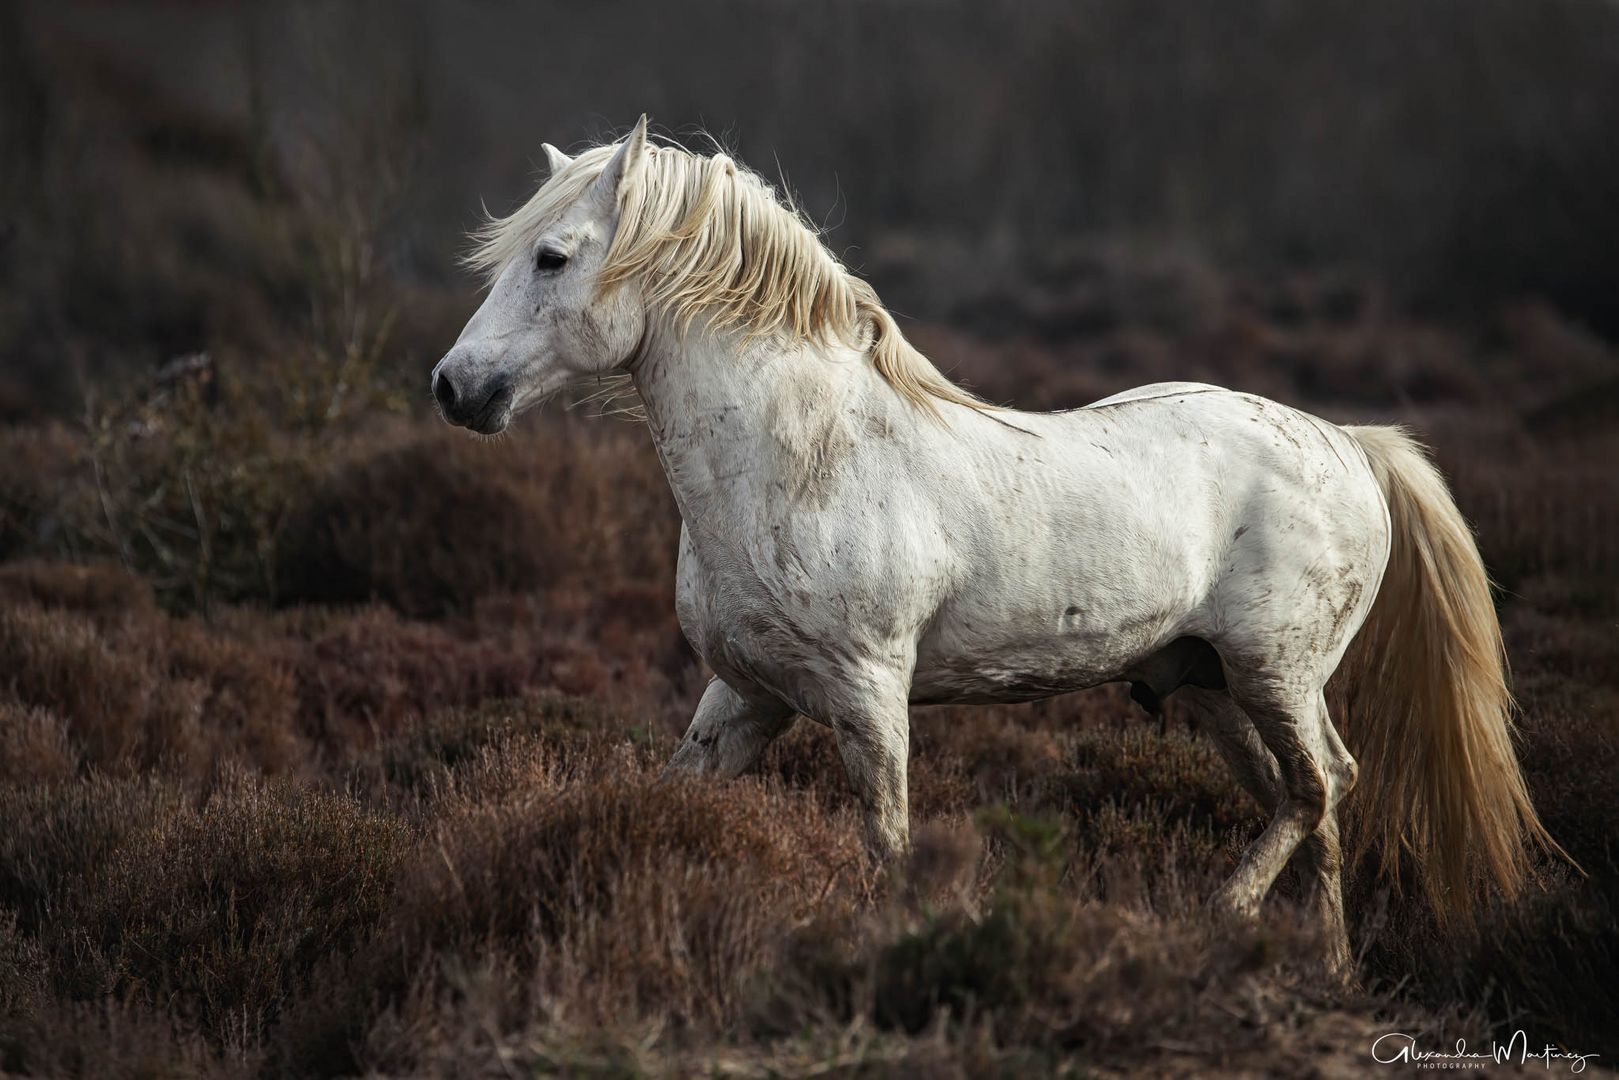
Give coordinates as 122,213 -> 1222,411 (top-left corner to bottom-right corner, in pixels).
630,313 -> 892,529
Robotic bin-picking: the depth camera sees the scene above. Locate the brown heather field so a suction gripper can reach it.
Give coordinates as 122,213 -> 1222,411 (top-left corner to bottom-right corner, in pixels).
2,2 -> 1618,1075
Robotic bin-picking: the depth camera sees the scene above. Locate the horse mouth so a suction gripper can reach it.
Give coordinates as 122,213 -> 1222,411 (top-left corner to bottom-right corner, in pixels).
465,385 -> 515,434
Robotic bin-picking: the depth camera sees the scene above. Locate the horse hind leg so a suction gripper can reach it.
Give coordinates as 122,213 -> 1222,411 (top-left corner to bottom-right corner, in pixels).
1179,686 -> 1310,919
1195,680 -> 1357,972
1178,686 -> 1282,815
1303,711 -> 1357,974
1301,803 -> 1351,975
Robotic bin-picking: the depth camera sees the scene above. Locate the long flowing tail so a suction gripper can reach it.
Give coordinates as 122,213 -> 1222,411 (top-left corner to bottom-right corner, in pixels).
1337,425 -> 1565,924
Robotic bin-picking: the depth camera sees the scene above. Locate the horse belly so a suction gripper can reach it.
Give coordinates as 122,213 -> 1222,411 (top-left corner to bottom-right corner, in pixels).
908,650 -> 1121,704
909,590 -> 1182,705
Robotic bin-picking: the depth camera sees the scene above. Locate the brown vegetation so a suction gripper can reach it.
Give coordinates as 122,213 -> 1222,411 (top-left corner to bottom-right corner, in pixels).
0,337 -> 1613,1073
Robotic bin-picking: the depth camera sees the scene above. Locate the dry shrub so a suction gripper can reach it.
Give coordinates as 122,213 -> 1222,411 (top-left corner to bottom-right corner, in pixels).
464,589 -> 697,716
910,708 -> 1072,815
275,420 -> 678,618
394,771 -> 853,963
1441,434 -> 1619,610
300,767 -> 861,1070
373,692 -> 631,795
0,996 -> 240,1080
904,704 -> 1254,874
919,251 -> 1497,415
271,761 -> 864,1075
1511,682 -> 1619,865
758,721 -> 856,809
1430,880 -> 1619,1052
164,623 -> 306,775
1353,859 -> 1618,1056
0,603 -> 202,774
396,713 -> 634,812
0,556 -> 694,786
759,705 -> 1091,825
0,699 -> 76,782
288,607 -> 537,743
287,595 -> 697,752
906,820 -> 985,900
0,559 -> 158,620
0,911 -> 48,1017
82,775 -> 408,1044
0,425 -> 81,562
560,580 -> 693,684
0,778 -> 190,944
275,433 -> 559,616
0,597 -> 305,782
529,859 -> 818,1028
748,811 -> 1385,1077
1059,724 -> 1253,842
0,774 -> 408,1059
0,356 -> 408,614
870,900 -> 1316,1049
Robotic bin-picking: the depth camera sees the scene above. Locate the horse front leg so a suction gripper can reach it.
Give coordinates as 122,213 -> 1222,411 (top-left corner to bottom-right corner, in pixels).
805,664 -> 912,864
662,676 -> 795,778
832,707 -> 910,864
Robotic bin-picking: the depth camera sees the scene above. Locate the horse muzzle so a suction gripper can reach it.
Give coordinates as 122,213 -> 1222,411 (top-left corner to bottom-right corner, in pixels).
432,359 -> 515,434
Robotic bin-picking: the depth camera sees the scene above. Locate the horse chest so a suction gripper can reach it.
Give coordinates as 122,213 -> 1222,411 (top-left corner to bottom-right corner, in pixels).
673,521 -> 917,696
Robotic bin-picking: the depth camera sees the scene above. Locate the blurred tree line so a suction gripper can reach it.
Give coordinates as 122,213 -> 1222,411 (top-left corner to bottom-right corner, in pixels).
2,0 -> 1617,414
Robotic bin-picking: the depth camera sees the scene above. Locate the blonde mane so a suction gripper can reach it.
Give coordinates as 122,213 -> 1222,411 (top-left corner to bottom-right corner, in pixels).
466,137 -> 988,416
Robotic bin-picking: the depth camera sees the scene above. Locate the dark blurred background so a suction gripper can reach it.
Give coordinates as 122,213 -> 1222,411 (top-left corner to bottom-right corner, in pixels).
4,0 -> 1619,417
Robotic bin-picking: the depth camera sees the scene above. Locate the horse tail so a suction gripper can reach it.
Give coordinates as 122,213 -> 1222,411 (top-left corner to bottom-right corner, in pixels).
1337,424 -> 1566,924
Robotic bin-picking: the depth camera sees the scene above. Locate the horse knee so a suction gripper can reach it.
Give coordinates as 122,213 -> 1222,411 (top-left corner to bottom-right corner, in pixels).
662,731 -> 716,776
1288,793 -> 1327,834
1234,689 -> 1347,822
1330,752 -> 1358,805
666,678 -> 793,779
1280,767 -> 1330,831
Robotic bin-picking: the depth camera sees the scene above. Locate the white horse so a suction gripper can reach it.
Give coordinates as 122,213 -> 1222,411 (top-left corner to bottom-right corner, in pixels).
432,117 -> 1559,969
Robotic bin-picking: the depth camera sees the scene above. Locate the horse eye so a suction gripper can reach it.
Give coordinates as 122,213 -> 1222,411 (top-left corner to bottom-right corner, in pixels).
535,248 -> 568,272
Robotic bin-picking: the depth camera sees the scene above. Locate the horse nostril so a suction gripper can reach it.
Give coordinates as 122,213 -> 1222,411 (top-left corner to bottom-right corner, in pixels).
433,370 -> 458,414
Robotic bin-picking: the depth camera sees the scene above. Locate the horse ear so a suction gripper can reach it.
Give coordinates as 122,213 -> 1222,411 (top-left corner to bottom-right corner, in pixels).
541,143 -> 573,176
590,114 -> 649,210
